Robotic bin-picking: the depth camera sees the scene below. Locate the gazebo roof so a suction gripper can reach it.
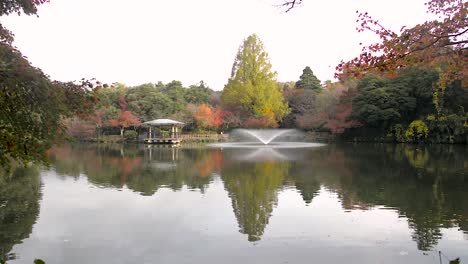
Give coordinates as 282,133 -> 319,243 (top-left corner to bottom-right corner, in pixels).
143,119 -> 185,126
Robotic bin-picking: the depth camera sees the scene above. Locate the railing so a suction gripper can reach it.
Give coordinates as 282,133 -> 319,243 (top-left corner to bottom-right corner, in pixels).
178,134 -> 227,139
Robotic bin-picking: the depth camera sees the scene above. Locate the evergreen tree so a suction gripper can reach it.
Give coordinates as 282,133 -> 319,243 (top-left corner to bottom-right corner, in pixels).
295,66 -> 321,90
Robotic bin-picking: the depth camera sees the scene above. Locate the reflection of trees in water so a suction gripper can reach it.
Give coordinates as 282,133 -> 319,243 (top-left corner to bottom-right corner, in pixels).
286,164 -> 320,205
0,166 -> 41,261
306,144 -> 468,251
47,143 -> 468,250
48,144 -> 220,196
221,161 -> 288,241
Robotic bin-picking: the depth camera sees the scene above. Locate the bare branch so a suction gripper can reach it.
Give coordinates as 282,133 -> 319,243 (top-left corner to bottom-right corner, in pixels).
279,0 -> 303,12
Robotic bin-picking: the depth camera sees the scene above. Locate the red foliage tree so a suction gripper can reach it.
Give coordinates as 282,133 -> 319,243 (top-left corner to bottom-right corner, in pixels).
193,104 -> 225,130
108,111 -> 141,137
296,87 -> 360,134
324,88 -> 361,134
66,118 -> 95,140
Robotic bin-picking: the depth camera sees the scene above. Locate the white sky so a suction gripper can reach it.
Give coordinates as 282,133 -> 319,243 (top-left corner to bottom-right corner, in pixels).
1,0 -> 432,90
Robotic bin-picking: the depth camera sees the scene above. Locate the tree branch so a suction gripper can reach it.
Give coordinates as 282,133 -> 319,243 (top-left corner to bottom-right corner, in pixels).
279,0 -> 303,12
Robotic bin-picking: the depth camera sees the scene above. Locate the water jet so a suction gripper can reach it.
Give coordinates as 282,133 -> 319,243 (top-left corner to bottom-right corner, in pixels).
209,129 -> 325,149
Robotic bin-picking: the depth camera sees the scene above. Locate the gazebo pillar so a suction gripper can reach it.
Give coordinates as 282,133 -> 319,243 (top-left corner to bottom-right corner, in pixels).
148,126 -> 152,139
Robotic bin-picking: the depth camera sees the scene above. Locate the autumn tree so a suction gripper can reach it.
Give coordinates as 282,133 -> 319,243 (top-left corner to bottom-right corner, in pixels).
295,66 -> 321,91
337,0 -> 467,114
296,81 -> 360,133
108,96 -> 141,137
282,89 -> 317,128
65,118 -> 96,140
221,34 -> 289,127
193,104 -> 224,130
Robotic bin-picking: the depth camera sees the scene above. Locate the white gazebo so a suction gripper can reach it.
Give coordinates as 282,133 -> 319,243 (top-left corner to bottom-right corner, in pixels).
143,119 -> 185,144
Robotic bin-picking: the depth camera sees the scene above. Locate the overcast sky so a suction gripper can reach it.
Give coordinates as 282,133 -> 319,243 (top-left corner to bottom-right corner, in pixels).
1,0 -> 432,90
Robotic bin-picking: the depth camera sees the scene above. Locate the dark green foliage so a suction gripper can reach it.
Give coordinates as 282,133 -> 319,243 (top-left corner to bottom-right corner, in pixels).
185,81 -> 214,105
353,69 -> 440,129
162,81 -> 187,113
0,0 -> 48,16
295,66 -> 321,90
343,67 -> 467,143
125,83 -> 173,121
353,75 -> 401,128
0,44 -> 96,171
0,166 -> 41,261
353,73 -> 423,128
426,114 -> 468,144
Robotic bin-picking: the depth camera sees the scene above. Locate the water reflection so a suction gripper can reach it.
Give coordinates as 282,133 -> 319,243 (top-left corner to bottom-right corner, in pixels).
0,166 -> 41,261
221,161 -> 289,241
44,143 -> 468,252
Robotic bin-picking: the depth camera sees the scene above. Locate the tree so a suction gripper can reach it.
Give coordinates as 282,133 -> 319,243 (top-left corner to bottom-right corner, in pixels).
279,0 -> 303,12
193,104 -> 224,130
324,89 -> 360,134
351,68 -> 461,133
108,111 -> 141,137
0,0 -> 100,171
221,34 -> 289,126
65,118 -> 95,140
0,0 -> 49,43
337,0 -> 467,114
185,81 -> 214,105
108,96 -> 141,137
282,89 -> 317,128
297,83 -> 360,133
352,75 -> 403,128
125,83 -> 173,121
97,83 -> 127,108
193,104 -> 214,129
295,66 -> 321,90
162,80 -> 187,113
0,43 -> 98,171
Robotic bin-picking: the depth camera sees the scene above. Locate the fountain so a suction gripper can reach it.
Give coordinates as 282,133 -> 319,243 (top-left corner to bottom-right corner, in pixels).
208,129 -> 326,149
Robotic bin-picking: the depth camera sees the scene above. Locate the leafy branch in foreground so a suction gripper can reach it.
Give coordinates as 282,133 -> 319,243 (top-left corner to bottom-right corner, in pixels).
336,0 -> 467,114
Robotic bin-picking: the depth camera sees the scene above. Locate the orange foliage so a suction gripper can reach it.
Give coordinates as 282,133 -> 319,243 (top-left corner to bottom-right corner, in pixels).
195,150 -> 224,177
243,116 -> 278,128
193,104 -> 225,129
108,111 -> 141,128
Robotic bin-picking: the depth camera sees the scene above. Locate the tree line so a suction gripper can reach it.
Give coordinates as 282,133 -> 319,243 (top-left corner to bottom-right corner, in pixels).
68,29 -> 467,144
0,0 -> 466,173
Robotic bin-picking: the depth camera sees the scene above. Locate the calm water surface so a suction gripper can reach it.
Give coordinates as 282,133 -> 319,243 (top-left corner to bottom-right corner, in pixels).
1,143 -> 467,264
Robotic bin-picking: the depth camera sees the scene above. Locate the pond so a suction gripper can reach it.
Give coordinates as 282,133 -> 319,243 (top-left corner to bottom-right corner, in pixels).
1,143 -> 467,264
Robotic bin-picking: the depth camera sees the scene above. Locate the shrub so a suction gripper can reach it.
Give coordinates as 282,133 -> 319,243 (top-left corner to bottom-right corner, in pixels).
405,120 -> 429,143
124,130 -> 138,140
